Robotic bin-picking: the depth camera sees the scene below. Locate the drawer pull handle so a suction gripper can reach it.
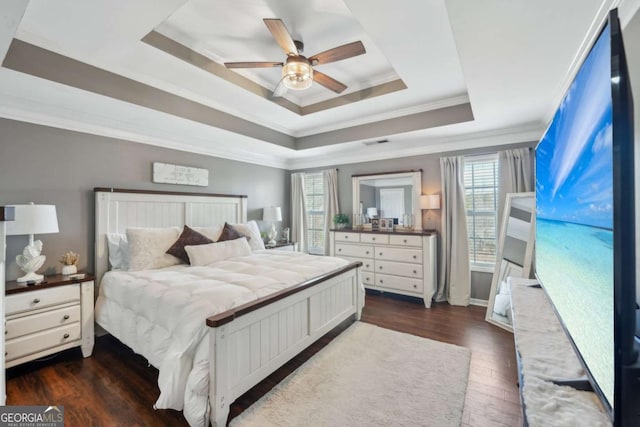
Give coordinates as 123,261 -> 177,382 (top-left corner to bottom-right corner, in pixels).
33,298 -> 40,304
4,330 -> 7,335
372,237 -> 376,241
379,252 -> 383,256
63,315 -> 70,320
413,255 -> 417,259
366,264 -> 370,268
413,284 -> 417,289
379,279 -> 383,284
63,333 -> 70,339
366,251 -> 369,255
404,239 -> 407,243
345,236 -> 349,239
338,248 -> 342,252
4,352 -> 7,357
379,266 -> 383,270
365,277 -> 370,281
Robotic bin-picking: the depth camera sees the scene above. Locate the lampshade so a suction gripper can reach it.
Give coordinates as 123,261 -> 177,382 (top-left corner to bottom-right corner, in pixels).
282,57 -> 313,91
263,206 -> 283,222
6,203 -> 59,236
420,195 -> 440,210
366,207 -> 378,217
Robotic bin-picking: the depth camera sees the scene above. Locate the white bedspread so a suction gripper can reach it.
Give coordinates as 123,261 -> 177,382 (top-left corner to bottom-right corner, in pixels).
95,250 -> 348,426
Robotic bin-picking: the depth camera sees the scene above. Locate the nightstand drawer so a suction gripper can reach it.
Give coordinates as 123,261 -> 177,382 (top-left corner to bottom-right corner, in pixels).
360,234 -> 389,244
6,284 -> 80,316
375,260 -> 423,278
6,305 -> 81,340
389,235 -> 422,247
335,243 -> 373,258
6,323 -> 81,362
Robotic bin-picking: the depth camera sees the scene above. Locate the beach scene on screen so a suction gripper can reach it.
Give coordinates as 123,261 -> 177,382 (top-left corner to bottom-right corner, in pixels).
535,24 -> 613,406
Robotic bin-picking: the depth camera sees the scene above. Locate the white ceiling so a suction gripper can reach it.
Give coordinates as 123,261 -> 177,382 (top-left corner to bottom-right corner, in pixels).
0,0 -> 621,169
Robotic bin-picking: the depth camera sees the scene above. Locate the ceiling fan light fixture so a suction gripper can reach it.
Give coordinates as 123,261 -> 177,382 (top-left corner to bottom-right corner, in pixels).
282,57 -> 313,90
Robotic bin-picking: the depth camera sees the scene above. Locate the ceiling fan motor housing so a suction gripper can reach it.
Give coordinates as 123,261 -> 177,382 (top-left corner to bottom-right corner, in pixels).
282,55 -> 313,90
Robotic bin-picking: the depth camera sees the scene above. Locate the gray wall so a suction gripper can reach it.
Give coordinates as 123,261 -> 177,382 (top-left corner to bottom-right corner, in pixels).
295,141 -> 536,300
0,118 -> 290,280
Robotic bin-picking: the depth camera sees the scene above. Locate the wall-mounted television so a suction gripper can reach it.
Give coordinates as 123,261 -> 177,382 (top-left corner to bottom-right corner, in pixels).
535,8 -> 638,426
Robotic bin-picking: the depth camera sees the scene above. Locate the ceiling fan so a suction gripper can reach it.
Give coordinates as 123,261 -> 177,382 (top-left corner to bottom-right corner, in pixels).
224,18 -> 366,97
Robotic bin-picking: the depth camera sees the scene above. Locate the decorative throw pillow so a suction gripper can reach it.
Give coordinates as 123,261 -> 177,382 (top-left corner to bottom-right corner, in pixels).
185,238 -> 252,266
192,224 -> 223,242
217,222 -> 247,242
230,220 -> 266,251
126,227 -> 182,271
166,225 -> 213,263
106,233 -> 129,270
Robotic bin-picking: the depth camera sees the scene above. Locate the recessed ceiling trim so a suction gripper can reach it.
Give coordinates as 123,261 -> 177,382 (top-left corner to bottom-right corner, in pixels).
296,102 -> 475,150
143,30 -> 408,116
142,30 -> 301,115
2,38 -> 297,150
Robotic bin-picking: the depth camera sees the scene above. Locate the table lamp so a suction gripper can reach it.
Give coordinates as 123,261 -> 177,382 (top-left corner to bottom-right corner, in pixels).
420,195 -> 441,230
263,206 -> 282,247
6,203 -> 59,282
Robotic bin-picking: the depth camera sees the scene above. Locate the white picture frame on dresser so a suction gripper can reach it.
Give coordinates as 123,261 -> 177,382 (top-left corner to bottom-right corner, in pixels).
330,230 -> 437,307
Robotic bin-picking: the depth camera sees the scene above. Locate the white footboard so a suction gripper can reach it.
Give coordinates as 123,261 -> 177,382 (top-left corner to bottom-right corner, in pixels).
206,263 -> 363,427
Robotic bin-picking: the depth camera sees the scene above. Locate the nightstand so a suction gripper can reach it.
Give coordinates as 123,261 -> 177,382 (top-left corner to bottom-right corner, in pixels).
265,241 -> 297,251
5,274 -> 95,368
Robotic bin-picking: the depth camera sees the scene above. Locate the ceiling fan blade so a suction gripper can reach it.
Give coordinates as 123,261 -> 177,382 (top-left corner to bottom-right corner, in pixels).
309,41 -> 366,65
313,71 -> 347,94
224,61 -> 283,69
272,76 -> 289,98
263,19 -> 298,55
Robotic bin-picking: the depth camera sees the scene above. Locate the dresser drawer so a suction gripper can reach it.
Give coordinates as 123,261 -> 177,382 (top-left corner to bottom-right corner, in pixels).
6,284 -> 80,316
335,243 -> 374,258
389,234 -> 422,247
360,234 -> 389,245
362,272 -> 375,287
375,273 -> 424,293
6,305 -> 81,340
334,232 -> 360,243
6,322 -> 81,362
338,256 -> 374,272
375,246 -> 422,264
375,260 -> 423,278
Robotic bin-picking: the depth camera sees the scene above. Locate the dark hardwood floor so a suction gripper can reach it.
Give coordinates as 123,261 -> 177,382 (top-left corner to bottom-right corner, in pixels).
6,291 -> 521,426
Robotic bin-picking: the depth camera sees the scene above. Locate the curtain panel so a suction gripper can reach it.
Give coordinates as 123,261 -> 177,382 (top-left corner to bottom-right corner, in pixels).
323,169 -> 340,256
291,173 -> 308,253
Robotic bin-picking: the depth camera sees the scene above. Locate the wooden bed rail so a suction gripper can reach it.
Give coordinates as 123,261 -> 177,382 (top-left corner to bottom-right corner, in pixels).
207,261 -> 363,327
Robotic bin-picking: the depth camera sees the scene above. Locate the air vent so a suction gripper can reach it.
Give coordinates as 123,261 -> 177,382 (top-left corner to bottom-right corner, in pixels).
362,139 -> 389,146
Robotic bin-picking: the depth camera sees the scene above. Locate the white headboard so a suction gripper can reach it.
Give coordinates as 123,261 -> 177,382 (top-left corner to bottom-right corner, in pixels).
94,188 -> 248,287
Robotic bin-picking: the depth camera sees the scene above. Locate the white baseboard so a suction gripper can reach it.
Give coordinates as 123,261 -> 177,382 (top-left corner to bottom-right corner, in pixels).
470,298 -> 488,307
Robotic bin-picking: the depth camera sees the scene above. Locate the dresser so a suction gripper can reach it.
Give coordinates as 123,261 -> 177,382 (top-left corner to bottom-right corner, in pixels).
330,229 -> 437,307
5,274 -> 95,368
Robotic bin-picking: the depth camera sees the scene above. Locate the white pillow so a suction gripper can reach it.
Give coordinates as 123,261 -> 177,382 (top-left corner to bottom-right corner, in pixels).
185,238 -> 252,266
231,220 -> 265,251
106,233 -> 129,270
192,225 -> 223,241
126,227 -> 182,271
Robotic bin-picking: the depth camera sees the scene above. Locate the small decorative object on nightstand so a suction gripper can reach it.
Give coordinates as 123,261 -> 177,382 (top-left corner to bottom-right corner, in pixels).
4,273 -> 95,367
59,251 -> 79,276
333,213 -> 349,230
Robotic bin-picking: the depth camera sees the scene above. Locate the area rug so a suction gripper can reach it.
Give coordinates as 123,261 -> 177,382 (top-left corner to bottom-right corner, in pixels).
230,322 -> 471,427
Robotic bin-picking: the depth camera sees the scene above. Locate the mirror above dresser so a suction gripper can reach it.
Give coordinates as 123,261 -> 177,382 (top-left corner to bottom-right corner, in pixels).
352,170 -> 423,230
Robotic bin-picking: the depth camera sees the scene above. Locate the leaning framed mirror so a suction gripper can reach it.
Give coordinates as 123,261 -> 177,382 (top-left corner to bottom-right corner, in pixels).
352,170 -> 422,230
486,192 -> 536,331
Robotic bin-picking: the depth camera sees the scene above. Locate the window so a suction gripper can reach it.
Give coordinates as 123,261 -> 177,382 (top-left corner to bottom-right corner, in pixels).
464,154 -> 499,268
304,172 -> 325,255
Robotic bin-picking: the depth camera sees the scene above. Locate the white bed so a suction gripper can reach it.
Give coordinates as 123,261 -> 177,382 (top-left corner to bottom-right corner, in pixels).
93,188 -> 364,427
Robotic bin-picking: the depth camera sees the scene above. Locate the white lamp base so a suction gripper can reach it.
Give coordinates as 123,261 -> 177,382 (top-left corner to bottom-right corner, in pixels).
267,224 -> 278,247
16,271 -> 44,283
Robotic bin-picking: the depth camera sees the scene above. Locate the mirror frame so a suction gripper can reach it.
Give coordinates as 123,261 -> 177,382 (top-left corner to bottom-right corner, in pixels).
485,192 -> 536,331
352,170 -> 423,230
